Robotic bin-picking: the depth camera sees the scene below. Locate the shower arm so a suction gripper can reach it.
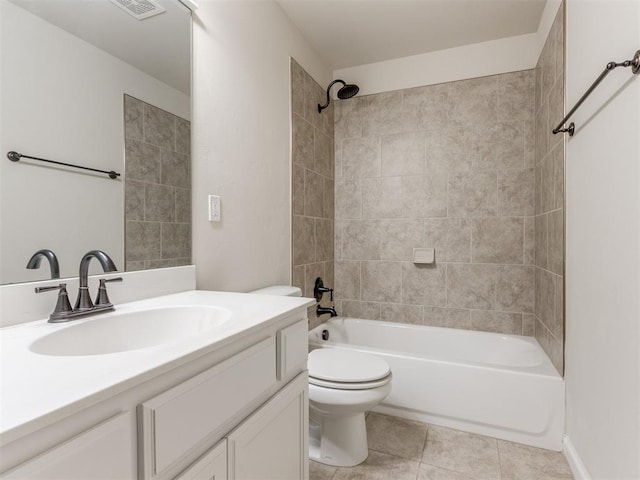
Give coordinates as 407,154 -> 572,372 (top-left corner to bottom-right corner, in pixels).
318,80 -> 346,113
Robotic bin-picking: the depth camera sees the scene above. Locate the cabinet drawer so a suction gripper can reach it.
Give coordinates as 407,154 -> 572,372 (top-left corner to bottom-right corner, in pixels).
1,412 -> 134,480
140,337 -> 276,480
277,319 -> 308,381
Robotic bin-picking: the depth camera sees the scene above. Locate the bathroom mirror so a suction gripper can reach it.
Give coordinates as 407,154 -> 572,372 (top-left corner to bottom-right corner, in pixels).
0,0 -> 192,284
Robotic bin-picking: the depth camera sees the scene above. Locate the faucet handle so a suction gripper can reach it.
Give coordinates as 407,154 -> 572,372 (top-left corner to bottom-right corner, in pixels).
95,277 -> 122,307
35,283 -> 73,320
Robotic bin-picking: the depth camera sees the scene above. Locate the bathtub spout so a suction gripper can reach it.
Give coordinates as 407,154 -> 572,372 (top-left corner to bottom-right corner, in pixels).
317,305 -> 338,317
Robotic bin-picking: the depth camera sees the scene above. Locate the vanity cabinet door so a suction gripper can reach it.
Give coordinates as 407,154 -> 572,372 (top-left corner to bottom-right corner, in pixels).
1,412 -> 134,480
174,440 -> 227,480
226,372 -> 308,480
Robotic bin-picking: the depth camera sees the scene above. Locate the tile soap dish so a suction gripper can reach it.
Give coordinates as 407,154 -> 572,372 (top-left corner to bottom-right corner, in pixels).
412,248 -> 435,265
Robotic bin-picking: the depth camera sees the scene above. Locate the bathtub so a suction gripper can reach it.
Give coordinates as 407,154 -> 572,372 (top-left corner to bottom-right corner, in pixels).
309,318 -> 564,451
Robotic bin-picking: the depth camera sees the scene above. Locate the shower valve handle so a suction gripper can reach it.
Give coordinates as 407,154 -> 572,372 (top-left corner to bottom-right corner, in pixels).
314,277 -> 334,302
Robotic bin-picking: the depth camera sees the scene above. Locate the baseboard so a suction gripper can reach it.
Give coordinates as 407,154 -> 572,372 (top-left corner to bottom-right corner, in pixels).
563,434 -> 591,480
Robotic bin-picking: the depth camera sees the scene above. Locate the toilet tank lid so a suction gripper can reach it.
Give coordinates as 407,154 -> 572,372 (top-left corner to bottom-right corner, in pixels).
248,285 -> 302,297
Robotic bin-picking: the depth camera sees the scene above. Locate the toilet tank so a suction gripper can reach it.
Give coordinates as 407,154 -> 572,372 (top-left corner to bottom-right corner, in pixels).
248,285 -> 302,297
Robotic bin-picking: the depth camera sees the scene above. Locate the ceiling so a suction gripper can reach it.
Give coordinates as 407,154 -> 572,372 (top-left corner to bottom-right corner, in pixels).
9,0 -> 191,94
277,0 -> 547,70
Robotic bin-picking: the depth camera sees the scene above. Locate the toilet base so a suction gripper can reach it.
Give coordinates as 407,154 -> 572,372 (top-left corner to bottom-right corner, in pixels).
308,411 -> 369,467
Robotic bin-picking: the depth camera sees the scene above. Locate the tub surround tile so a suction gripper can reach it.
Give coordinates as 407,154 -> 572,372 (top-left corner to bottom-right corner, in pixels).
535,318 -> 563,374
446,264 -> 496,310
335,261 -> 360,301
332,450 -> 420,480
124,95 -> 143,141
331,69 -> 553,339
144,183 -> 175,222
293,115 -> 315,169
342,137 -> 381,179
403,83 -> 450,131
523,314 -> 536,336
324,177 -> 335,220
380,303 -> 424,325
362,177 -> 403,218
496,265 -> 535,314
472,217 -> 524,264
316,219 -> 334,263
290,60 -> 305,117
125,179 -> 145,221
338,300 -> 381,320
315,130 -> 334,178
447,171 -> 497,218
401,263 -> 447,306
144,103 -> 175,150
293,215 -> 316,265
335,177 -> 362,219
161,223 -> 190,259
125,139 -> 161,183
379,219 -> 424,262
362,91 -> 406,138
424,218 -> 472,263
381,131 -> 426,176
175,117 -> 191,155
498,168 -> 535,216
447,76 -> 498,127
305,169 -> 325,218
366,413 -> 428,462
470,310 -> 523,335
422,425 -> 501,479
124,97 -> 191,269
400,174 -> 448,218
423,307 -> 471,330
304,262 -> 326,299
548,209 -> 564,275
125,221 -> 161,262
292,164 -> 305,216
334,97 -> 363,142
362,262 -> 402,303
535,267 -> 556,331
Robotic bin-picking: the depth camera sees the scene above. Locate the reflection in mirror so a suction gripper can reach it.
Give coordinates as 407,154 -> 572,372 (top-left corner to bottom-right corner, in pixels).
0,0 -> 191,285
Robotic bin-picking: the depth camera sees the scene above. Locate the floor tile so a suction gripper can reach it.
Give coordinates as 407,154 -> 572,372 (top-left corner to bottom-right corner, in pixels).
497,440 -> 573,480
422,425 -> 501,479
310,460 -> 337,480
366,412 -> 428,461
332,450 -> 420,480
418,463 -> 478,480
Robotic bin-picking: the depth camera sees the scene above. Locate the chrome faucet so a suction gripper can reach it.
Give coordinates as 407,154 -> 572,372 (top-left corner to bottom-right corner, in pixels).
26,249 -> 60,279
35,250 -> 121,323
75,250 -> 117,311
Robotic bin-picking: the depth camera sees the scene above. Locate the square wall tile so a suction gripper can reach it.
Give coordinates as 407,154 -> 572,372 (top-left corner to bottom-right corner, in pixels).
446,263 -> 496,310
361,261 -> 402,303
401,263 -> 447,306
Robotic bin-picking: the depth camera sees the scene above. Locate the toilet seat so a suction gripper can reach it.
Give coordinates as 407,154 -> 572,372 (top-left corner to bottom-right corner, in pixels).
308,349 -> 391,390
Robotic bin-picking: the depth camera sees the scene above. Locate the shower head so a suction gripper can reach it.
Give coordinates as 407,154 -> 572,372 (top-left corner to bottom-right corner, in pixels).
318,79 -> 360,113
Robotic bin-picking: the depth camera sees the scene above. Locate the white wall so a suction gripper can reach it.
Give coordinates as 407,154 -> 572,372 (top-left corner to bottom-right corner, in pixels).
0,0 -> 189,284
191,1 -> 330,292
565,1 -> 640,478
334,0 -> 562,96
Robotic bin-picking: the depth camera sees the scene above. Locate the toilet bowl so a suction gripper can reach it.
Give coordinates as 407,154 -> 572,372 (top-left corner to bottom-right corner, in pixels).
248,285 -> 392,467
308,348 -> 391,467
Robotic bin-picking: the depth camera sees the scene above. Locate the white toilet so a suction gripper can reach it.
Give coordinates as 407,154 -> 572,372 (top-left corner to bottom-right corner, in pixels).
249,285 -> 392,467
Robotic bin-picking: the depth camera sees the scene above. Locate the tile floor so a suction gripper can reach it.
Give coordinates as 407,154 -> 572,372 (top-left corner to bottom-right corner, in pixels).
310,412 -> 573,480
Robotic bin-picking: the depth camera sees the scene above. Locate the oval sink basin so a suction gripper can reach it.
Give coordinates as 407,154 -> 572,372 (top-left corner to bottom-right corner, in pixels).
30,306 -> 232,356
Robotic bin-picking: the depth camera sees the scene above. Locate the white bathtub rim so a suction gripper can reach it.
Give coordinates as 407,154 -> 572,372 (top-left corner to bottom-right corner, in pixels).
312,318 -> 560,376
309,341 -> 560,379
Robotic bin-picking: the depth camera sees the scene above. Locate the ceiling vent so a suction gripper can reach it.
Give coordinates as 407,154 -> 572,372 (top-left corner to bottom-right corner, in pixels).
109,0 -> 166,20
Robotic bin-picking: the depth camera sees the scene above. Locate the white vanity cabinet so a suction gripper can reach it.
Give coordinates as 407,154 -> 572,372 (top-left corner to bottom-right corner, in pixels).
0,307 -> 310,480
1,413 -> 135,480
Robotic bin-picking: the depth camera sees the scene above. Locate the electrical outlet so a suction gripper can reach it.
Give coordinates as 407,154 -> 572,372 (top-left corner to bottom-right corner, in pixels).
208,195 -> 221,222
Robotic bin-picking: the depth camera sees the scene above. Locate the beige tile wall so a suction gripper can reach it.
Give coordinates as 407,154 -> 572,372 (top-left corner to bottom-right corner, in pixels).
290,59 -> 335,328
534,5 -> 565,373
334,70 -> 537,337
124,95 -> 191,270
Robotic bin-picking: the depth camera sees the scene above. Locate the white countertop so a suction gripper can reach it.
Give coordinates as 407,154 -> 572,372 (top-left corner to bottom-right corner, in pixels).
0,290 -> 314,445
